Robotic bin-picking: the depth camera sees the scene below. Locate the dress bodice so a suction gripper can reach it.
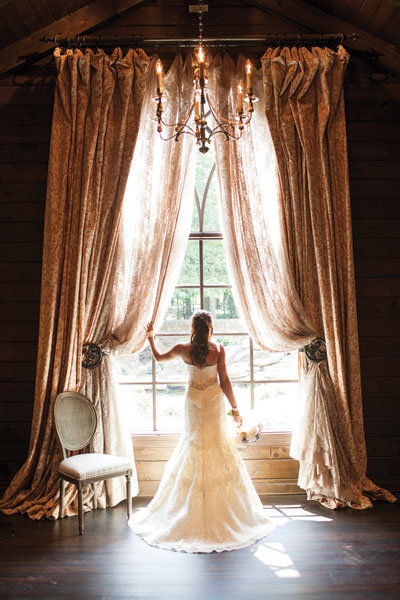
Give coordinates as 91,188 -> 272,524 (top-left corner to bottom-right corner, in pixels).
185,363 -> 218,389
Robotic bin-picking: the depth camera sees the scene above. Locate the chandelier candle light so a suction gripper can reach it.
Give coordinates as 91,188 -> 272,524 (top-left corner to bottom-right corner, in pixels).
154,9 -> 258,153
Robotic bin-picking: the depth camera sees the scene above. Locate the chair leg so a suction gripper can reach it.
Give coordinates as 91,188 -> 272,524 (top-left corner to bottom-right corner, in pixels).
59,478 -> 65,519
78,482 -> 84,535
126,471 -> 132,519
92,482 -> 98,510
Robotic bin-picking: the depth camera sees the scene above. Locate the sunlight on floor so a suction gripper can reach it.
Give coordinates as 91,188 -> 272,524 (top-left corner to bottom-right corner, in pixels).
251,542 -> 301,578
262,504 -> 333,524
250,504 -> 333,576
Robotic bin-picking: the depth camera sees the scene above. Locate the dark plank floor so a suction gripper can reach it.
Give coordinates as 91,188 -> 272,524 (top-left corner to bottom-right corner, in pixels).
0,494 -> 399,600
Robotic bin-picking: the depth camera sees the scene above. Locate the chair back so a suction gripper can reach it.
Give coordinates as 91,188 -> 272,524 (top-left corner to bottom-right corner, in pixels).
54,392 -> 97,456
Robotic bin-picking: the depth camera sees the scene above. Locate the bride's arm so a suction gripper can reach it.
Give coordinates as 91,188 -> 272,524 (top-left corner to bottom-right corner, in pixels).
145,321 -> 184,363
217,346 -> 242,424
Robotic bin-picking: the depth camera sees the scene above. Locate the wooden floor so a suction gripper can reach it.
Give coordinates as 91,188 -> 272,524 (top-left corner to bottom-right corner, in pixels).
0,494 -> 399,600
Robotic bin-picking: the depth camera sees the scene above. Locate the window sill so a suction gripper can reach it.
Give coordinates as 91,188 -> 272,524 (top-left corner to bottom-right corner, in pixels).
132,430 -> 292,447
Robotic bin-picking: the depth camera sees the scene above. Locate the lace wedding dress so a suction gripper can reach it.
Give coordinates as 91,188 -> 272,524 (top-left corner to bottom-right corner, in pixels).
128,363 -> 273,552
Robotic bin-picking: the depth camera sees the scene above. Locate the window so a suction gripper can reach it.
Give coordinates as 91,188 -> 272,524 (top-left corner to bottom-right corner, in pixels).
117,146 -> 298,432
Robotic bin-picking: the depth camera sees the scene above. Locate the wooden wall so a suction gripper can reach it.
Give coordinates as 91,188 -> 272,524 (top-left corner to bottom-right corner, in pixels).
0,1 -> 399,495
0,57 -> 54,486
345,57 -> 400,491
133,433 -> 300,497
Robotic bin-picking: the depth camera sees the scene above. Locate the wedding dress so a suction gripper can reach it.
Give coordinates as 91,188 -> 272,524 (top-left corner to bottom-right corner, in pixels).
128,363 -> 273,552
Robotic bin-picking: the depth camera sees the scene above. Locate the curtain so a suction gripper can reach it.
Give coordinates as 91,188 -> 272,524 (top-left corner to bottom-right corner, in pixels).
210,49 -> 396,508
0,50 -> 195,520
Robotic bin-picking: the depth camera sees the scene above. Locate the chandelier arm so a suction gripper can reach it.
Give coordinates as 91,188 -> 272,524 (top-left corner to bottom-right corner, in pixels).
158,129 -> 197,142
158,102 -> 195,129
205,94 -> 241,128
176,124 -> 198,138
209,125 -> 242,141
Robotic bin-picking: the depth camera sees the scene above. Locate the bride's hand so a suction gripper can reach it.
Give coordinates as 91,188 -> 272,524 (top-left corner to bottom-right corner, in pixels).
145,321 -> 154,338
233,412 -> 243,427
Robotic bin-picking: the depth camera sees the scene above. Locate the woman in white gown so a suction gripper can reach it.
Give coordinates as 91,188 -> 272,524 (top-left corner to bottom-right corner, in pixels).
128,310 -> 273,552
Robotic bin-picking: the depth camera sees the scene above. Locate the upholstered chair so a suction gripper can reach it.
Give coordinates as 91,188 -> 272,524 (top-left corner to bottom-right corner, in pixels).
53,391 -> 132,535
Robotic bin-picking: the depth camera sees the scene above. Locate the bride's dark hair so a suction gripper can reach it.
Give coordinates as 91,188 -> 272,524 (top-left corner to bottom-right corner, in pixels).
190,310 -> 213,366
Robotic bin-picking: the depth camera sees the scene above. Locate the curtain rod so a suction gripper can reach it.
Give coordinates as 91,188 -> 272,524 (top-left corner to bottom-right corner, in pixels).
41,33 -> 358,48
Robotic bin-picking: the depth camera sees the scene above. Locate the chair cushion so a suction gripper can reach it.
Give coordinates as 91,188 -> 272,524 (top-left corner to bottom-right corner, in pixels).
59,453 -> 132,481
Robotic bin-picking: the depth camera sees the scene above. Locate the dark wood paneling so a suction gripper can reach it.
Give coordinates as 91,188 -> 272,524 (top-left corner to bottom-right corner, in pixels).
349,160 -> 400,179
362,377 -> 400,396
363,397 -> 400,418
0,282 -> 42,302
353,239 -> 400,257
1,124 -> 52,143
0,144 -> 50,163
0,342 -> 38,362
352,219 -> 400,238
359,338 -> 400,357
367,432 -> 400,457
361,358 -> 400,377
347,122 -> 400,141
0,85 -> 55,104
348,140 -> 400,160
345,83 -> 400,103
0,105 -> 53,124
0,302 -> 40,321
356,278 -> 400,297
0,222 -> 44,243
0,362 -> 37,381
0,441 -> 30,460
0,401 -> 34,419
346,59 -> 400,487
367,457 -> 400,477
0,262 -> 42,282
0,242 -> 43,261
0,41 -> 53,484
364,417 -> 400,437
0,182 -> 47,202
0,163 -> 48,182
0,322 -> 39,341
357,297 -> 400,318
351,198 -> 400,218
358,317 -> 400,336
0,421 -> 32,442
0,461 -> 21,482
0,382 -> 35,401
345,101 -> 400,121
0,202 -> 45,221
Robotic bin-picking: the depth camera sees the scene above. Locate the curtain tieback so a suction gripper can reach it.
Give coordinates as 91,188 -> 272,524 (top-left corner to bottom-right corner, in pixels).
82,343 -> 105,369
300,338 -> 327,363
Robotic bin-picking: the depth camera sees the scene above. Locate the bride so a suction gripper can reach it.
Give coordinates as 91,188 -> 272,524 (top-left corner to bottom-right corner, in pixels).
128,310 -> 273,552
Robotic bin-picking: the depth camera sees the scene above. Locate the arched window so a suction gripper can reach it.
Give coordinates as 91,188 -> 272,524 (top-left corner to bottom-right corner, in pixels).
117,146 -> 298,432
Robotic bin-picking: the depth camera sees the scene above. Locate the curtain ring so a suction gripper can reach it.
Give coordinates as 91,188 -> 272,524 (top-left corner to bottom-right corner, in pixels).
82,343 -> 105,369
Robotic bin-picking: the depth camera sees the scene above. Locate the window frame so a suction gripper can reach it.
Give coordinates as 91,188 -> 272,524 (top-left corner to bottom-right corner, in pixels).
119,157 -> 298,433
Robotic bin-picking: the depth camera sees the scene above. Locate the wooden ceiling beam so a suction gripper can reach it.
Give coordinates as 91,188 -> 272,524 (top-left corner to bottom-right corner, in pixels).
243,0 -> 400,73
0,0 -> 148,76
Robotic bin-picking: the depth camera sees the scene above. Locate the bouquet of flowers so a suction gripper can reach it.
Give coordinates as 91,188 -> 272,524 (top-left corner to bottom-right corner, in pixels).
227,409 -> 263,448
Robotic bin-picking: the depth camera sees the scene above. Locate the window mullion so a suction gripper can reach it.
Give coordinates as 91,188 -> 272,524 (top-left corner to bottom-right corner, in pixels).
199,239 -> 204,309
250,336 -> 254,410
152,355 -> 157,431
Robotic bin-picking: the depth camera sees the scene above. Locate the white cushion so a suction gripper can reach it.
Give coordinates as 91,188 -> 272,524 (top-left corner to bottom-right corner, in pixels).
59,453 -> 132,481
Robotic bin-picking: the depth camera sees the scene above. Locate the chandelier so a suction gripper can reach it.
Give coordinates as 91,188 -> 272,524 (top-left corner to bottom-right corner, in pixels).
154,8 -> 258,153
